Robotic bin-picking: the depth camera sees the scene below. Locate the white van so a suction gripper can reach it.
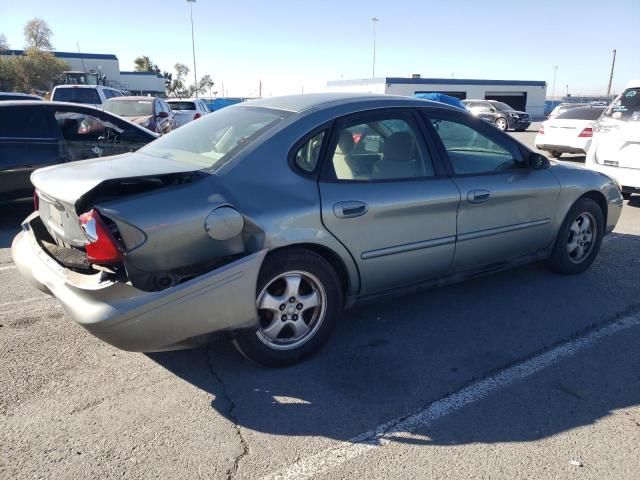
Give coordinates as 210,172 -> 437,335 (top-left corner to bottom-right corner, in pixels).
51,85 -> 125,108
585,80 -> 640,199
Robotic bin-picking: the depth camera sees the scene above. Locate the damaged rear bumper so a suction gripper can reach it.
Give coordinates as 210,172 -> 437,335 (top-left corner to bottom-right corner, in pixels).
12,213 -> 266,351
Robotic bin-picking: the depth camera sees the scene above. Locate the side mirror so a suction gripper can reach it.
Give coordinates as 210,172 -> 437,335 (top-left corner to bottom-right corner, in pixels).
158,111 -> 169,118
530,153 -> 549,169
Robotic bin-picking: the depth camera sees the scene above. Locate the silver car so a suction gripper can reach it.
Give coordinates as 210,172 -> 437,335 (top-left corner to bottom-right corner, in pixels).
12,93 -> 623,366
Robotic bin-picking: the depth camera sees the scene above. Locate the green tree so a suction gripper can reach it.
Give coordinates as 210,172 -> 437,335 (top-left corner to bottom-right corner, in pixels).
196,74 -> 214,96
24,18 -> 53,50
134,55 -> 155,72
166,63 -> 190,96
3,48 -> 68,92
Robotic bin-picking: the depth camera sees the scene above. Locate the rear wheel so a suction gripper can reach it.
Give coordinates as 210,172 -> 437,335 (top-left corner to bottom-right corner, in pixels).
495,117 -> 508,131
233,249 -> 343,367
547,197 -> 604,274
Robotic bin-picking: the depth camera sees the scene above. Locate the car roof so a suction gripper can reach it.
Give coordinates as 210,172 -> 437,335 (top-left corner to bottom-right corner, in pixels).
166,98 -> 199,102
52,84 -> 118,90
0,92 -> 42,99
0,100 -> 105,109
105,96 -> 157,101
245,93 -> 454,113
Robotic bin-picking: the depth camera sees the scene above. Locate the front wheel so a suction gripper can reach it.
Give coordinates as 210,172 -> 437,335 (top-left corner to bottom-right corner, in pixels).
495,117 -> 508,131
233,249 -> 343,367
547,197 -> 604,275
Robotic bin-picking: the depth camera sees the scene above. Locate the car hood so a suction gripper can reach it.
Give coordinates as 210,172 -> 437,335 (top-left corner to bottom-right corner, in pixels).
31,151 -> 200,206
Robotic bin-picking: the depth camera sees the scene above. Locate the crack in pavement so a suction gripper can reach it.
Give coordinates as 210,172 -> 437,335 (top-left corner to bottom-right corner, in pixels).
206,346 -> 249,480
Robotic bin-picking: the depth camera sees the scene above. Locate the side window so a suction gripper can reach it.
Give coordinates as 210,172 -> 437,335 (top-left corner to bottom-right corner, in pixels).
294,131 -> 325,173
429,118 -> 522,174
330,117 -> 434,181
0,107 -> 50,138
53,110 -> 150,161
103,89 -> 113,100
111,90 -> 123,98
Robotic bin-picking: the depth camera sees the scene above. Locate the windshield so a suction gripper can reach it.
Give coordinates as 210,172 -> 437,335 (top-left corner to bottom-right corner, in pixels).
103,99 -> 153,116
141,106 -> 291,169
52,88 -> 100,104
489,101 -> 515,111
167,101 -> 196,111
602,88 -> 640,122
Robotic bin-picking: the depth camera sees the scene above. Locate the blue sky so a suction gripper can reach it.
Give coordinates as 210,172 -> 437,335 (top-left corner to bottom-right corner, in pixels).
2,0 -> 639,96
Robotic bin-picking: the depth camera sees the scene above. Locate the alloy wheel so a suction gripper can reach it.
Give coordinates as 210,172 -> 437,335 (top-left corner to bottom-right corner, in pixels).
567,212 -> 596,264
256,270 -> 327,350
496,118 -> 508,131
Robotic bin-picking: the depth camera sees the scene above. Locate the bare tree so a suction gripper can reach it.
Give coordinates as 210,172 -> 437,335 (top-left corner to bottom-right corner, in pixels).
24,18 -> 53,50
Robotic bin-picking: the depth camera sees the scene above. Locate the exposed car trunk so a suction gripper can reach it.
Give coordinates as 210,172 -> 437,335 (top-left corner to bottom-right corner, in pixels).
29,150 -> 256,292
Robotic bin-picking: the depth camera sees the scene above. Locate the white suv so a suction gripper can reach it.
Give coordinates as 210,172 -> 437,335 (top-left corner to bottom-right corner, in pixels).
51,85 -> 125,108
585,80 -> 640,200
166,98 -> 210,127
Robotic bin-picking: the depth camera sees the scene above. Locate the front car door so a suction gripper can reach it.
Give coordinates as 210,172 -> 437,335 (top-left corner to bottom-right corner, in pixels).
0,105 -> 59,202
423,108 -> 560,271
317,109 -> 461,295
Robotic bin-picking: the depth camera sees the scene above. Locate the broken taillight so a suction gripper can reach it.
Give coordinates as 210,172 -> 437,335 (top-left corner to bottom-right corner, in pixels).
79,209 -> 124,264
538,125 -> 545,135
193,112 -> 201,120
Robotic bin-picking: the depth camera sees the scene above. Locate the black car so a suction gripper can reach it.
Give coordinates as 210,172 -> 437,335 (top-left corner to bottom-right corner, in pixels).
462,99 -> 531,132
0,101 -> 158,203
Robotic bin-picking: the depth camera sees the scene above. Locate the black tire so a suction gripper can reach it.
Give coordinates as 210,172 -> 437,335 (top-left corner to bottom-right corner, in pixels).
550,151 -> 562,159
622,192 -> 632,200
232,248 -> 343,367
495,117 -> 508,131
547,197 -> 604,275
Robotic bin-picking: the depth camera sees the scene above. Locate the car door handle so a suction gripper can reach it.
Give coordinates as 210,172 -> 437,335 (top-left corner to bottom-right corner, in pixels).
334,201 -> 368,218
468,189 -> 491,204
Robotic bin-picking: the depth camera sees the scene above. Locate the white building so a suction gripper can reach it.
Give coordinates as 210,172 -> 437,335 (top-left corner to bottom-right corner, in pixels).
325,77 -> 548,117
2,50 -> 165,95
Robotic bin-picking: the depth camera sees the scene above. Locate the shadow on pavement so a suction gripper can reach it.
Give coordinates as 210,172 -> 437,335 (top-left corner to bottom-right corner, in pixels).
149,231 -> 640,446
0,202 -> 32,248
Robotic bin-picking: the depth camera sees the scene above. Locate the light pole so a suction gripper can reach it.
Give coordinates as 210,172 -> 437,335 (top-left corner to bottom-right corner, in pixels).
371,17 -> 379,78
187,0 -> 198,98
566,84 -> 569,98
551,65 -> 558,99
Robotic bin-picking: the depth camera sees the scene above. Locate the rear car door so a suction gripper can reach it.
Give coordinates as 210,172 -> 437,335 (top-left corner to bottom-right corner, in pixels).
317,109 -> 460,295
424,108 -> 560,270
0,105 -> 59,201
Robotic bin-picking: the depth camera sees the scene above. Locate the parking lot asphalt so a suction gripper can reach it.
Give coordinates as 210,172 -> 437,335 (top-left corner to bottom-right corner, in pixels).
1,124 -> 639,479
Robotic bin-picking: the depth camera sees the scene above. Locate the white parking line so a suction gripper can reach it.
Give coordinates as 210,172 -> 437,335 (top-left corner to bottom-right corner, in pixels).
263,312 -> 640,480
0,265 -> 16,271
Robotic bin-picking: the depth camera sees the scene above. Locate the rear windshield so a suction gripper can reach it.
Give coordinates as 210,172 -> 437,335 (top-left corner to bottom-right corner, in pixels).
602,88 -> 640,122
141,106 -> 291,170
103,99 -> 153,116
167,101 -> 195,111
52,88 -> 101,104
556,107 -> 605,120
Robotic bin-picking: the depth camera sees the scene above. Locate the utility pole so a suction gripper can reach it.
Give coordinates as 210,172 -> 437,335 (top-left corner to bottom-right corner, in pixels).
566,84 -> 569,97
186,0 -> 198,98
606,49 -> 617,97
259,80 -> 262,98
371,17 -> 379,78
552,65 -> 558,99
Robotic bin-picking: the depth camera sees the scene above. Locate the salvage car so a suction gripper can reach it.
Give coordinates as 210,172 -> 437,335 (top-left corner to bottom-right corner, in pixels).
103,96 -> 176,134
585,80 -> 640,200
462,99 -> 531,131
12,93 -> 623,366
535,106 -> 606,158
0,100 -> 157,203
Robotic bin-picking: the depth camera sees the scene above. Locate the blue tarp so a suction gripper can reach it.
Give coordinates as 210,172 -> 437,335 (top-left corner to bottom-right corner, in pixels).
414,93 -> 467,111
